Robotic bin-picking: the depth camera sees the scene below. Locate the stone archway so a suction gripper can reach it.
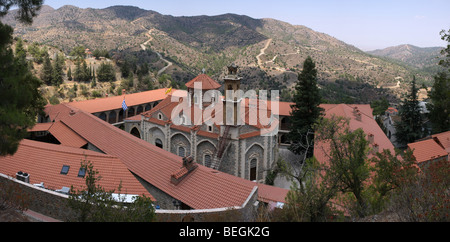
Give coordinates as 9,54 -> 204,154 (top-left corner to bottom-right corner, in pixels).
130,127 -> 141,139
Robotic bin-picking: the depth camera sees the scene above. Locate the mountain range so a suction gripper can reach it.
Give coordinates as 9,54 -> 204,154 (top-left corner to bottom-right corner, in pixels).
368,44 -> 444,74
2,5 -> 444,103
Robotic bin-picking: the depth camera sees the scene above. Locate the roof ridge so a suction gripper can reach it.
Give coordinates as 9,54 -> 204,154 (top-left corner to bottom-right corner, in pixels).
343,104 -> 373,119
21,139 -> 119,159
142,95 -> 178,118
66,108 -> 182,164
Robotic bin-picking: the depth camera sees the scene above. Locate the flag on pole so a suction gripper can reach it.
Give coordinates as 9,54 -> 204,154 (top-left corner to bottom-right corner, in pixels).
165,87 -> 172,95
122,98 -> 128,111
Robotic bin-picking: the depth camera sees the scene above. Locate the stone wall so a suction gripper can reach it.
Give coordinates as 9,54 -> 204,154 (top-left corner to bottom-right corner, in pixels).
0,174 -> 75,221
0,174 -> 260,222
156,186 -> 259,222
170,132 -> 191,157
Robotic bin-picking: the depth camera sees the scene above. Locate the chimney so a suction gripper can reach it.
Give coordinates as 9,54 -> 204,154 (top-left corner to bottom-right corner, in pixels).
16,171 -> 30,183
368,133 -> 374,144
355,111 -> 362,121
170,156 -> 198,185
372,143 -> 379,154
69,109 -> 76,116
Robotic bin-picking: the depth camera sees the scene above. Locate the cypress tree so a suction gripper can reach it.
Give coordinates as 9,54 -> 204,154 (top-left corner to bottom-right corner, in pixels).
427,72 -> 449,134
394,76 -> 424,147
40,53 -> 53,85
51,53 -> 64,86
289,56 -> 324,155
67,66 -> 72,81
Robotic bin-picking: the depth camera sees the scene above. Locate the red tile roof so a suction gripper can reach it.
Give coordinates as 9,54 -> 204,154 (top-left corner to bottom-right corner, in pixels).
257,183 -> 289,204
66,88 -> 172,114
314,104 -> 395,165
42,103 -> 282,209
432,131 -> 450,154
142,91 -> 279,132
185,74 -> 221,90
48,121 -> 88,148
408,139 -> 448,163
0,139 -> 153,199
28,122 -> 52,132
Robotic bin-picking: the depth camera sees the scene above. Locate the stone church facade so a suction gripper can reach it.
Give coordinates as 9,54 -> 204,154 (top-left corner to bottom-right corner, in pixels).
125,66 -> 279,182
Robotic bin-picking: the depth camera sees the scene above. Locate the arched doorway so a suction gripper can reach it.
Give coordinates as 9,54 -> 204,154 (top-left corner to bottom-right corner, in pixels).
204,154 -> 212,167
250,158 -> 257,181
155,138 -> 163,149
130,127 -> 141,139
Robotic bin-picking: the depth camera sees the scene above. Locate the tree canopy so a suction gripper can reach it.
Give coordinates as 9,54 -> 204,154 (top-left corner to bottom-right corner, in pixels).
0,1 -> 45,156
289,56 -> 324,156
394,76 -> 425,147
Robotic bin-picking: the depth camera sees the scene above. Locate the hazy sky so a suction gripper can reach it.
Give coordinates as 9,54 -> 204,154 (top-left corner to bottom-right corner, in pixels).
43,0 -> 449,51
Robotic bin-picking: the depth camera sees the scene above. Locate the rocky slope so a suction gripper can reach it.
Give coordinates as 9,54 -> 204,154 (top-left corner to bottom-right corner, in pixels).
2,5 -> 438,102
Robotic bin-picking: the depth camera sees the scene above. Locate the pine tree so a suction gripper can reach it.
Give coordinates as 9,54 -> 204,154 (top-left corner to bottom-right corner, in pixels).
14,37 -> 27,65
289,56 -> 324,155
0,1 -> 45,156
51,53 -> 64,86
394,76 -> 424,147
427,29 -> 450,134
82,60 -> 90,82
74,59 -> 90,82
97,62 -> 116,82
40,53 -> 53,85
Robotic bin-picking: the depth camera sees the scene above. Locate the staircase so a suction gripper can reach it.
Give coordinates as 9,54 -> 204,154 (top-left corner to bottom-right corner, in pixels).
210,125 -> 232,170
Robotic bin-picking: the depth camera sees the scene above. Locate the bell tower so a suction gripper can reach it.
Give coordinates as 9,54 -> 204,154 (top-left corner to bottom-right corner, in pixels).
223,64 -> 242,126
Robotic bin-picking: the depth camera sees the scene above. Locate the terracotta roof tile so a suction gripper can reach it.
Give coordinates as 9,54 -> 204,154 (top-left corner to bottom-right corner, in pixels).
257,183 -> 289,204
45,104 -> 262,209
0,139 -> 153,199
185,74 -> 221,90
28,122 -> 52,132
48,121 -> 88,148
408,139 -> 448,163
432,131 -> 450,153
66,88 -> 171,114
314,104 -> 395,166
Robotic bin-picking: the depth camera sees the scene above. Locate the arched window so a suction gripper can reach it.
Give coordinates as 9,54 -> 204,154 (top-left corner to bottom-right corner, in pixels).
108,111 -> 117,124
99,112 -> 107,121
250,158 -> 257,181
204,154 -> 212,167
118,109 -> 124,122
127,107 -> 135,118
155,138 -> 163,149
145,104 -> 151,111
137,105 -> 143,115
178,146 -> 185,157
